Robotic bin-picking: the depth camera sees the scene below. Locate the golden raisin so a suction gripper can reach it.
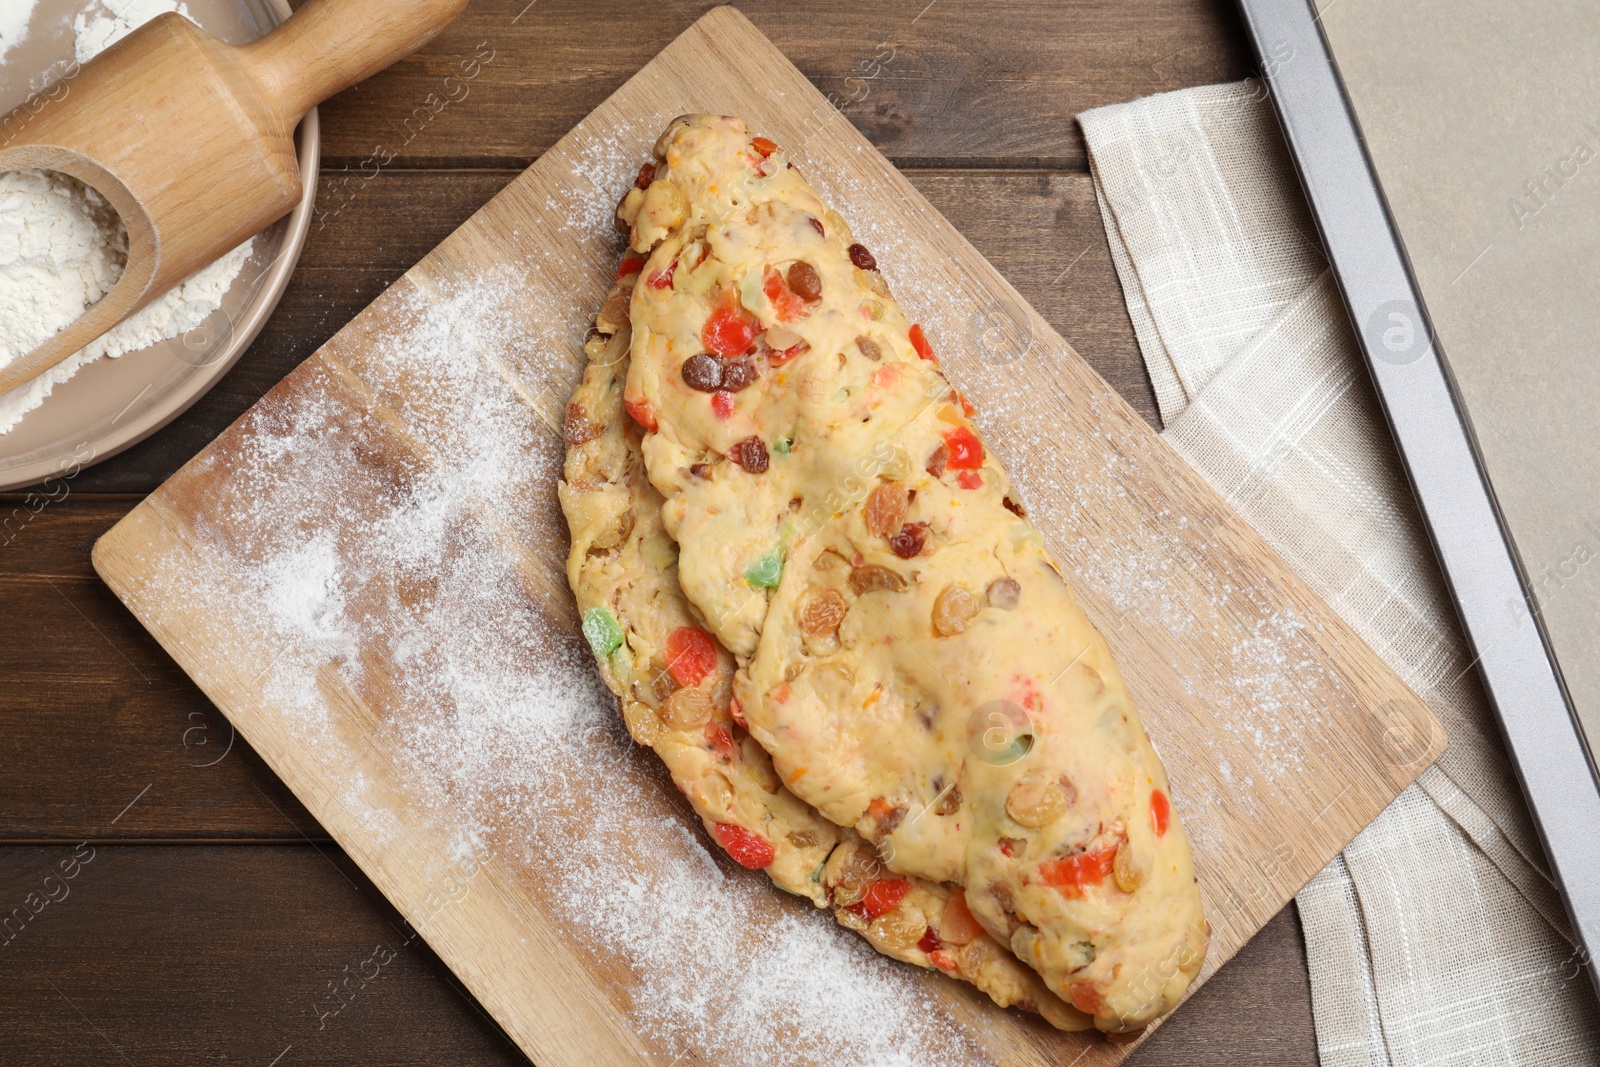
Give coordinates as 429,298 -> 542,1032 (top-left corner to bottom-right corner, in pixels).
563,403 -> 601,446
831,848 -> 881,907
659,686 -> 712,728
872,906 -> 926,950
863,482 -> 909,538
857,336 -> 882,361
597,284 -> 630,334
788,829 -> 821,848
798,588 -> 848,636
932,585 -> 981,636
849,564 -> 907,595
986,577 -> 1021,610
1006,775 -> 1068,827
926,442 -> 949,477
620,699 -> 663,746
933,784 -> 963,815
956,938 -> 998,974
1113,842 -> 1145,893
648,659 -> 676,704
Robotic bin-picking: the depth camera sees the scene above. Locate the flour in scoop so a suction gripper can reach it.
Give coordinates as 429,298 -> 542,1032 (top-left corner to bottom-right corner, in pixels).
0,0 -> 251,435
0,169 -> 127,364
0,1 -> 39,62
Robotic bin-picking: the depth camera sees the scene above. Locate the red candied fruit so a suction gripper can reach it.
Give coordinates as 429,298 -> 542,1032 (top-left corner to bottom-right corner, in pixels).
1151,789 -> 1171,837
713,823 -> 775,869
943,427 -> 984,469
704,302 -> 758,357
664,626 -> 716,687
625,397 -> 656,431
847,879 -> 912,921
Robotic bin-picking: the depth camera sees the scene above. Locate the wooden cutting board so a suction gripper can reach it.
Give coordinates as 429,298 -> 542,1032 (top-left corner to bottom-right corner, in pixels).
92,8 -> 1444,1065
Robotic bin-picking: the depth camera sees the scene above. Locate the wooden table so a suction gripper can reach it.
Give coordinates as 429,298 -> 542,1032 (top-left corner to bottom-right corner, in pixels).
0,2 -> 1322,1062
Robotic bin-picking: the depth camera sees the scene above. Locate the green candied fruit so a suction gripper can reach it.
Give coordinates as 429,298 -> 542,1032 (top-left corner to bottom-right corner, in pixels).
773,436 -> 792,455
745,548 -> 784,589
581,606 -> 624,656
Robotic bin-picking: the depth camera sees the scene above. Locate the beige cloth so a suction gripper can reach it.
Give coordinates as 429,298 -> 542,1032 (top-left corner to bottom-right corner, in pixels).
1080,81 -> 1600,1065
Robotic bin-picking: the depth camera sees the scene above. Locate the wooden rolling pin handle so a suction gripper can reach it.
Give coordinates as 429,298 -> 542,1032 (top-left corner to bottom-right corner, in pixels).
241,0 -> 471,123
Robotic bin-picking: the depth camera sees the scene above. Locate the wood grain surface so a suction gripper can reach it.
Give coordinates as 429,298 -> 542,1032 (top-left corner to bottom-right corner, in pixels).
0,2 -> 1347,1064
87,8 -> 1436,1066
304,0 -> 1253,169
0,846 -> 1315,1066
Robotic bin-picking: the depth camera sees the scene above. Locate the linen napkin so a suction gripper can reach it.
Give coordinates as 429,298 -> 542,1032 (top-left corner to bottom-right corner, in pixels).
1079,80 -> 1600,1066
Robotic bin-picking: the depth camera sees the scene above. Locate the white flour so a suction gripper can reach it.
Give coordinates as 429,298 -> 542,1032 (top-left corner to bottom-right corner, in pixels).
141,264 -> 992,1067
0,1 -> 39,62
0,169 -> 127,362
73,0 -> 192,64
0,0 -> 248,435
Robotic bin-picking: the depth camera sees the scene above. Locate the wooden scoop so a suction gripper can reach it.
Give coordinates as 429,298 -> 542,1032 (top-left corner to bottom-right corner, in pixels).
0,0 -> 469,396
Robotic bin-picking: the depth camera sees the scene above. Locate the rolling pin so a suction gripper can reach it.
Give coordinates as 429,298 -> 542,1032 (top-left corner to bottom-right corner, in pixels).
0,0 -> 471,396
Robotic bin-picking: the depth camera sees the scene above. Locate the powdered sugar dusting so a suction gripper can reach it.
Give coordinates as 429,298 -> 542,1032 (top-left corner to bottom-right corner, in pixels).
138,270 -> 989,1067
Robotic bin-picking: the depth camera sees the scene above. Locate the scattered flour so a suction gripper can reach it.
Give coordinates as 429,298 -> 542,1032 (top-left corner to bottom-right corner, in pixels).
73,0 -> 192,64
145,268 -> 991,1067
0,1 -> 39,62
0,0 -> 249,435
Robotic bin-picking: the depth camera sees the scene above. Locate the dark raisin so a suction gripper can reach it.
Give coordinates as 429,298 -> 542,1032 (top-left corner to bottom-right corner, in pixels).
722,357 -> 758,392
636,162 -> 656,188
848,243 -> 877,271
889,522 -> 928,559
874,803 -> 907,837
690,463 -> 713,480
807,216 -> 825,237
681,353 -> 724,392
926,443 -> 949,477
856,336 -> 882,361
1003,496 -> 1025,517
786,261 -> 822,301
731,436 -> 769,474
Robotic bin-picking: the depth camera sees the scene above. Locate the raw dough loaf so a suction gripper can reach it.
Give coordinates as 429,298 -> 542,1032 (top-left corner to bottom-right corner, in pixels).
560,316 -> 1087,1030
617,115 -> 1208,1030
